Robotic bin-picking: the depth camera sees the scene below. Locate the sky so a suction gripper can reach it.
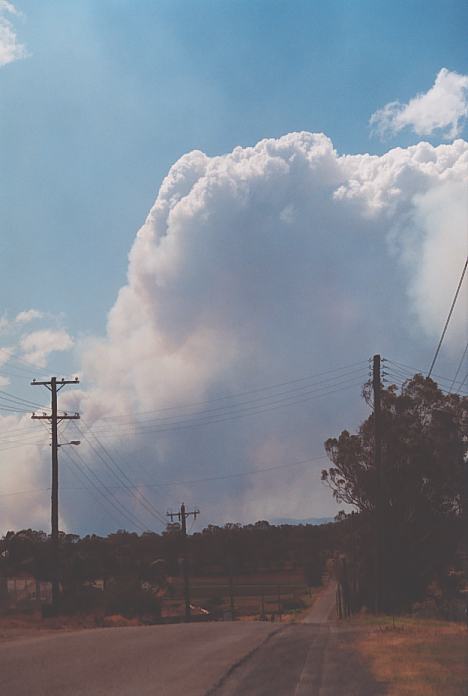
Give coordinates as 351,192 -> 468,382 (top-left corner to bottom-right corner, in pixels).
0,1 -> 467,535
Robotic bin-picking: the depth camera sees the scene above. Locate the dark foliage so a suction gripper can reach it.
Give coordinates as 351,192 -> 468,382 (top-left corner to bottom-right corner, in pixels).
104,578 -> 160,619
0,521 -> 333,605
322,374 -> 468,611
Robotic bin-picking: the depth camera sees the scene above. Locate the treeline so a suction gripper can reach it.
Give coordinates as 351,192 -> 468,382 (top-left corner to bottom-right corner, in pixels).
0,519 -> 341,589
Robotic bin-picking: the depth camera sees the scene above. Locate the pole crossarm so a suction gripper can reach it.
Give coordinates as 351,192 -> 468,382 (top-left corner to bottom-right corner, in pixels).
32,413 -> 80,420
166,506 -> 200,522
31,378 -> 79,386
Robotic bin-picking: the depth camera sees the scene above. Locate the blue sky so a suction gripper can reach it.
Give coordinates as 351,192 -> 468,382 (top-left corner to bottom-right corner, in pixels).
1,0 -> 467,338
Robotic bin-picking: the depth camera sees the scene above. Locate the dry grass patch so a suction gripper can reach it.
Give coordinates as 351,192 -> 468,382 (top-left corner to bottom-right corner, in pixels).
355,616 -> 468,695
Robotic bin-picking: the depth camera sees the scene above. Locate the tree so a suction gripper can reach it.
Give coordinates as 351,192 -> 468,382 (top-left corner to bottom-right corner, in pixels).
322,374 -> 468,611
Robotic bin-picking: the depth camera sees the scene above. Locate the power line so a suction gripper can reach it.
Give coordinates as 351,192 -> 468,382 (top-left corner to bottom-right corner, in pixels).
0,421 -> 48,438
60,453 -> 137,531
71,421 -> 167,526
0,390 -> 49,410
98,360 -> 369,422
449,340 -> 468,392
384,360 -> 468,394
89,374 -> 368,438
385,358 -> 468,391
97,366 -> 368,428
0,347 -> 64,376
458,371 -> 468,391
427,256 -> 468,378
1,453 -> 329,497
62,448 -> 150,533
0,431 -> 49,449
0,388 -> 51,409
384,370 -> 468,397
0,404 -> 33,414
64,446 -> 153,531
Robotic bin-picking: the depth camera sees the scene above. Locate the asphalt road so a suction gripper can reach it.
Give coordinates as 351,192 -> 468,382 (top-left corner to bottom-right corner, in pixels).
211,581 -> 384,696
0,584 -> 384,695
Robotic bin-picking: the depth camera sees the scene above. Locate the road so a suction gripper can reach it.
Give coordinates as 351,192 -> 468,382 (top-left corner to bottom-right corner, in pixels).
0,584 -> 384,695
211,582 -> 384,695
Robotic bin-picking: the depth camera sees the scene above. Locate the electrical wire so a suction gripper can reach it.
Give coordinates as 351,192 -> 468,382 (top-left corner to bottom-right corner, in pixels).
89,373 -> 368,438
385,359 -> 468,391
0,347 -> 65,376
0,453 -> 329,498
449,340 -> 468,392
59,456 -> 134,531
384,369 -> 468,397
71,422 -> 167,526
0,389 -> 49,410
385,360 -> 468,392
100,366 -> 368,428
427,256 -> 468,378
61,447 -> 151,533
459,371 -> 468,391
97,359 -> 369,421
0,405 -> 33,414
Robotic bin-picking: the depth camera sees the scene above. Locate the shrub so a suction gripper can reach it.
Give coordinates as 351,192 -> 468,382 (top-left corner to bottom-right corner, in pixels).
104,579 -> 160,619
282,597 -> 306,612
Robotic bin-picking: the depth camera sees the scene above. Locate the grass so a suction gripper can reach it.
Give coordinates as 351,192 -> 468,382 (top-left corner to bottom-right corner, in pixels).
354,615 -> 468,695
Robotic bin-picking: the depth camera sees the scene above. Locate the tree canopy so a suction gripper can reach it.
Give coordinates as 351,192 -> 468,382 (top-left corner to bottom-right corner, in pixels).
322,374 -> 467,611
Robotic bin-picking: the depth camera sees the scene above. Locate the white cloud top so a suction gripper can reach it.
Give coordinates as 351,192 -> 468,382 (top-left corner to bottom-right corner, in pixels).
370,68 -> 468,140
0,1 -> 26,67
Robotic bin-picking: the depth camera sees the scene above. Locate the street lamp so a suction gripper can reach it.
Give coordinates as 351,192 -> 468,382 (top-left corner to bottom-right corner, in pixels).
57,441 -> 80,448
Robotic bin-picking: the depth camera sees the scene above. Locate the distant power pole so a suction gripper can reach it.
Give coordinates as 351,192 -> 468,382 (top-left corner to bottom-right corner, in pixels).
31,377 -> 80,611
372,354 -> 383,613
463,441 -> 468,624
167,503 -> 199,622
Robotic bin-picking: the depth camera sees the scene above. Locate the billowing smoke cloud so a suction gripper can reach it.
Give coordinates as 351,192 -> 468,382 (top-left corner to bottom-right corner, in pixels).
1,132 -> 467,533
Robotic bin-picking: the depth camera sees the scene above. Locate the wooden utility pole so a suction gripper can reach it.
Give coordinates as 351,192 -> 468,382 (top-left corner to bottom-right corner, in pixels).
228,570 -> 235,619
373,354 -> 383,613
463,447 -> 468,625
167,503 -> 199,622
31,377 -> 80,611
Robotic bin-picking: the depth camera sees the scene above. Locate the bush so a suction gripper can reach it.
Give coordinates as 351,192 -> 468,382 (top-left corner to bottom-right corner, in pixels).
282,597 -> 306,612
60,585 -> 104,615
104,579 -> 161,619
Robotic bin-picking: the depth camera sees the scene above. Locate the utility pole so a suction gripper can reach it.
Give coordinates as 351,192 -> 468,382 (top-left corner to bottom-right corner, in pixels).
31,377 -> 80,612
228,568 -> 235,619
463,436 -> 468,626
373,354 -> 383,613
167,503 -> 199,622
